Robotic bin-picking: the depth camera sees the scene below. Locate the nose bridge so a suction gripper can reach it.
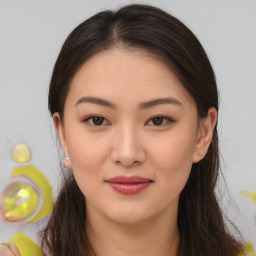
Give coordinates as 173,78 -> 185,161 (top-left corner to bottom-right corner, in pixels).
111,121 -> 145,166
116,122 -> 138,155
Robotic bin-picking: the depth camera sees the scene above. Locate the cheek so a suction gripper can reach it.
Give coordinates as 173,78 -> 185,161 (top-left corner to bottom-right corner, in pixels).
66,134 -> 106,198
65,128 -> 115,199
151,131 -> 195,166
149,130 -> 196,190
68,135 -> 107,172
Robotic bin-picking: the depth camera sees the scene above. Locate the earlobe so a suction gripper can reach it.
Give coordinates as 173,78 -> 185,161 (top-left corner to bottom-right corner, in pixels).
52,113 -> 72,169
192,107 -> 217,163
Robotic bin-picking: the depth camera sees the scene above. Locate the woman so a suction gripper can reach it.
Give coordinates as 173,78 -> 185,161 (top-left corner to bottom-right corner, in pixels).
0,4 -> 244,256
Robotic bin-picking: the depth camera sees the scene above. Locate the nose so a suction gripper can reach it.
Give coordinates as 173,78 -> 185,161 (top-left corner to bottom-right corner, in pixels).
110,124 -> 146,168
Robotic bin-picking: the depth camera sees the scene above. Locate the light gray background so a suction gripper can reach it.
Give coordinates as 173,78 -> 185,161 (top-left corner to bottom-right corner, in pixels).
0,0 -> 255,247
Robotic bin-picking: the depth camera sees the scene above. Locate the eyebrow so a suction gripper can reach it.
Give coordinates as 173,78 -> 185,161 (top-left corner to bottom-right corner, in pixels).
75,96 -> 182,109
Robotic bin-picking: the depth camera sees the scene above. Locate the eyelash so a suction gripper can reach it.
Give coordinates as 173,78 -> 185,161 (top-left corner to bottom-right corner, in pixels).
82,115 -> 174,127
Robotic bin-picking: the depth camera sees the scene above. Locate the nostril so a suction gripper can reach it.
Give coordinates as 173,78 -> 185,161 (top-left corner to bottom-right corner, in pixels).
110,142 -> 146,166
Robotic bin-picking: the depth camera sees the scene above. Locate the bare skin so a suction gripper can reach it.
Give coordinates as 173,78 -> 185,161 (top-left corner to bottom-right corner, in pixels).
0,48 -> 217,256
54,47 -> 217,256
0,243 -> 20,256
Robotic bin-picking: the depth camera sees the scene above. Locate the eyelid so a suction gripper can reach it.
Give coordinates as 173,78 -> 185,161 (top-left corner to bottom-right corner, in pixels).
82,115 -> 110,126
146,115 -> 175,126
81,114 -> 175,127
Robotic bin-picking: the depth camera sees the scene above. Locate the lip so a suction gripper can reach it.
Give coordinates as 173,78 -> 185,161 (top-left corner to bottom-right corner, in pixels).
106,176 -> 153,195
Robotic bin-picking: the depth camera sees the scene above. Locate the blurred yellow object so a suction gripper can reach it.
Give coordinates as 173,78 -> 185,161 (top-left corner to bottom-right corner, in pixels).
12,143 -> 31,163
11,232 -> 44,256
244,242 -> 256,256
1,182 -> 39,222
11,165 -> 53,223
239,191 -> 256,256
240,190 -> 256,204
0,242 -> 10,247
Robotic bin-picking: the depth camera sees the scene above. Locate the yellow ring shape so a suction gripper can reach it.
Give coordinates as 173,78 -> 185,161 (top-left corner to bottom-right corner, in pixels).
11,232 -> 44,256
2,182 -> 39,222
10,165 -> 53,223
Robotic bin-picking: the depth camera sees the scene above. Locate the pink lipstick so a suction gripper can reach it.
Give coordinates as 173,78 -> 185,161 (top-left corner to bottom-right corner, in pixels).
106,176 -> 152,195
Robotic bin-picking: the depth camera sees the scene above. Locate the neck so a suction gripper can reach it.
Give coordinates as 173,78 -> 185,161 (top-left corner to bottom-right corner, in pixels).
85,206 -> 180,256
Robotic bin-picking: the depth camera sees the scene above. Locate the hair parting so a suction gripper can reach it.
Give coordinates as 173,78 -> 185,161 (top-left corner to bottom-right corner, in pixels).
42,4 -> 244,255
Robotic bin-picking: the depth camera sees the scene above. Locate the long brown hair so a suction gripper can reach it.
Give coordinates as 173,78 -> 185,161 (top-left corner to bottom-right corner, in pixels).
42,4 -> 244,255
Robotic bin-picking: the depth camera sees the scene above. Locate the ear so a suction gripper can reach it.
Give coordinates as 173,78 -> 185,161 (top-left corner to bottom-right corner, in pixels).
192,107 -> 217,163
53,112 -> 72,169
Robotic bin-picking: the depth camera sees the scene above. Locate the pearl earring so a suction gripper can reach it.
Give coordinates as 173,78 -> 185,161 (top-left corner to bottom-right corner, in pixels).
64,157 -> 70,167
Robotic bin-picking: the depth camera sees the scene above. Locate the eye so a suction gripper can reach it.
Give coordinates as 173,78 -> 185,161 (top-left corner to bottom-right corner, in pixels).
82,115 -> 109,126
147,115 -> 174,126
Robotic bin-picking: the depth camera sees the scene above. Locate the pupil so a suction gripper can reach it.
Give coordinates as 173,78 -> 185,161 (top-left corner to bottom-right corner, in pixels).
152,117 -> 163,125
93,117 -> 104,125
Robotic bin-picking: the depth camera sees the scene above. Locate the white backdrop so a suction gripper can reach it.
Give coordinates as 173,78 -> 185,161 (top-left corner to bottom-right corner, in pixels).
0,0 -> 255,249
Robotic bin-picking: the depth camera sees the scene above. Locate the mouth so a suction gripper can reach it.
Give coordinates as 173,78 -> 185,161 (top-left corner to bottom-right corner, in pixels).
105,176 -> 153,195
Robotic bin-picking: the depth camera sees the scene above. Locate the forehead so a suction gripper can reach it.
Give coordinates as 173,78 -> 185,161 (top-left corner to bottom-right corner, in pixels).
67,47 -> 195,107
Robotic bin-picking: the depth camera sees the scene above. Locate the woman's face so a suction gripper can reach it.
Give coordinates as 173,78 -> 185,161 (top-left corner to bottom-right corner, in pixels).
54,48 -> 214,225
